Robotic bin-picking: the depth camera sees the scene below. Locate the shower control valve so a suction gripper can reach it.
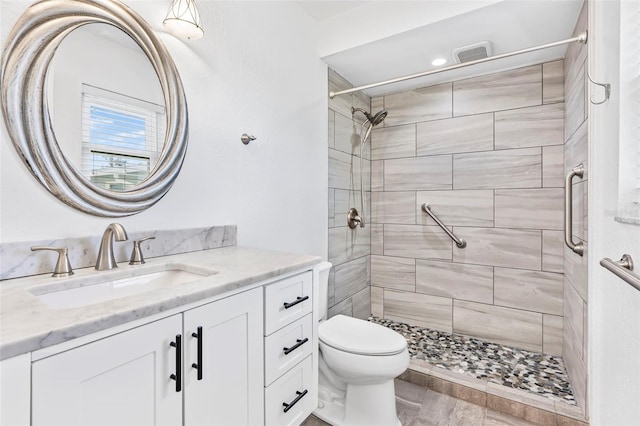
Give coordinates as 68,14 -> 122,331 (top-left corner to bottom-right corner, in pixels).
347,208 -> 363,229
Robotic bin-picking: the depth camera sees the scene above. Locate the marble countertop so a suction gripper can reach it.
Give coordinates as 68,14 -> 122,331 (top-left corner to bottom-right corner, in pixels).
0,246 -> 321,360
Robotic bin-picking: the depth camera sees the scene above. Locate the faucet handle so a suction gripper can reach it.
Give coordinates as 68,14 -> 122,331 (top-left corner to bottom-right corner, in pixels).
31,246 -> 74,277
129,236 -> 156,265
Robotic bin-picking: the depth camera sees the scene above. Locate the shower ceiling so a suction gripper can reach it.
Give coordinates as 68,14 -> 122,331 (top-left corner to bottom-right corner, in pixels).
306,0 -> 583,97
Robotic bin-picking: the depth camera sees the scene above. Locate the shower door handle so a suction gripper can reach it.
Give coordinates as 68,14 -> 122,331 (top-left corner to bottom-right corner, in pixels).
564,164 -> 584,256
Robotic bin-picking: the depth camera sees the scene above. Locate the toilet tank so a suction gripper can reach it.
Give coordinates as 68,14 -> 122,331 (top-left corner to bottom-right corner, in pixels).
315,261 -> 332,321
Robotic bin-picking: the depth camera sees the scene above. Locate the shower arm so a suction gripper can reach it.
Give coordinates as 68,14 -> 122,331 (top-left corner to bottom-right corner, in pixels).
329,31 -> 588,98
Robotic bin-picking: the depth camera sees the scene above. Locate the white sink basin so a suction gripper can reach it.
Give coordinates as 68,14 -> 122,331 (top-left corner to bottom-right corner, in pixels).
30,263 -> 218,309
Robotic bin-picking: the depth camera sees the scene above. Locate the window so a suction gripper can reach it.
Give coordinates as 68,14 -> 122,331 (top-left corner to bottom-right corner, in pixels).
616,0 -> 640,222
631,0 -> 640,195
81,85 -> 165,191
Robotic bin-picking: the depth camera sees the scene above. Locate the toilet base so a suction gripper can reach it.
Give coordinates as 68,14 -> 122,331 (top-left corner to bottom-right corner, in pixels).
314,379 -> 401,426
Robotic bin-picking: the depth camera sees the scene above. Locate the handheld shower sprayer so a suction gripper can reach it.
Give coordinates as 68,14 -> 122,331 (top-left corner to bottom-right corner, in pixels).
348,107 -> 388,229
352,107 -> 388,127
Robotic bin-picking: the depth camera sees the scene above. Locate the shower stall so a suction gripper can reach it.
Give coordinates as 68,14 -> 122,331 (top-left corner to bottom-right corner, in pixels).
326,2 -> 590,423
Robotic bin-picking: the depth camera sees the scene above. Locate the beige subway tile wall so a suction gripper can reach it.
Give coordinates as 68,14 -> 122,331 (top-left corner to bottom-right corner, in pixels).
384,83 -> 452,126
371,124 -> 416,160
417,114 -> 493,156
327,69 -> 372,320
494,103 -> 564,149
453,301 -> 544,352
416,190 -> 494,227
452,65 -> 542,116
369,59 -> 566,359
542,314 -> 564,356
542,145 -> 565,187
453,147 -> 542,190
371,255 -> 416,291
385,290 -> 453,332
542,230 -> 565,273
542,60 -> 564,104
415,260 -> 494,304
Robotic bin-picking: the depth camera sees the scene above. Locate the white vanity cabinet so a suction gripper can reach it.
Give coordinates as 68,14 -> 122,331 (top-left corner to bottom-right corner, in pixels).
0,353 -> 30,425
32,315 -> 183,426
263,271 -> 316,426
183,287 -> 263,425
3,263 -> 319,426
31,287 -> 264,426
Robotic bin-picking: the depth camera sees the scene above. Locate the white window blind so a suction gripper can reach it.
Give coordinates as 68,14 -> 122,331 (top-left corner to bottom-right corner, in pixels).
81,84 -> 165,191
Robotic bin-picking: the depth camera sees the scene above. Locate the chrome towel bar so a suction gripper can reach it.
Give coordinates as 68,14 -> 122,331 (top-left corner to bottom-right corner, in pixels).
565,164 -> 585,256
421,204 -> 466,248
600,254 -> 640,292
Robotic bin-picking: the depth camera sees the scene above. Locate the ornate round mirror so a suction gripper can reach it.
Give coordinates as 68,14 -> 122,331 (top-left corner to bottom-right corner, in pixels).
1,0 -> 188,217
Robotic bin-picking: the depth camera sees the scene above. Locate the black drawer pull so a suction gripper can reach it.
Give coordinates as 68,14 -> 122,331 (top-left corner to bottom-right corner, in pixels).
191,326 -> 203,380
169,334 -> 182,392
283,338 -> 309,355
282,389 -> 308,413
283,296 -> 309,309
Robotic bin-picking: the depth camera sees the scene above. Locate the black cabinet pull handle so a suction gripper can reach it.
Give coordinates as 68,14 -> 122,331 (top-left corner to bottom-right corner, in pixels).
191,326 -> 203,380
282,389 -> 308,413
283,337 -> 309,355
169,334 -> 182,392
283,296 -> 309,309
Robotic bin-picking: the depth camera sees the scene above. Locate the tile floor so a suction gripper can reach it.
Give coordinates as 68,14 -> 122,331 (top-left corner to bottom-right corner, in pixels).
369,317 -> 575,406
302,379 -> 536,426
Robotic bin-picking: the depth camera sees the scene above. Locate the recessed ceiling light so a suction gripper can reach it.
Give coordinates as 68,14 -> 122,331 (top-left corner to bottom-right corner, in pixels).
431,58 -> 447,66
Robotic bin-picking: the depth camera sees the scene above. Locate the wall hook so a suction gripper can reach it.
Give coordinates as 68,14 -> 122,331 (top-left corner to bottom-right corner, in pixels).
587,71 -> 611,105
241,134 -> 256,145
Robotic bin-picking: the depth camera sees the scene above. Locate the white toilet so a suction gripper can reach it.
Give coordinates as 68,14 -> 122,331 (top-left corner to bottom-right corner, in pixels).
314,262 -> 409,426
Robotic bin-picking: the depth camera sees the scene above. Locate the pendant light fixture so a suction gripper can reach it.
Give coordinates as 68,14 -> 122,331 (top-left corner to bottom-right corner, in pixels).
163,0 -> 204,40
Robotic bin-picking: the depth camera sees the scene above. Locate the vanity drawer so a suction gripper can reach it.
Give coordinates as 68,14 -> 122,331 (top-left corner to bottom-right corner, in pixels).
265,313 -> 313,386
264,271 -> 312,335
265,355 -> 313,426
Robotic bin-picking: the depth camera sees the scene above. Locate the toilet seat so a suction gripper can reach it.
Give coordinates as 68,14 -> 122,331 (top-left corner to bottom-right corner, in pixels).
319,314 -> 407,356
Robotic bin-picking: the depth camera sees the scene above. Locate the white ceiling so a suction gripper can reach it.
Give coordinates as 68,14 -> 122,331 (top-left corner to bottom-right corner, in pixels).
297,1 -> 370,22
304,0 -> 584,98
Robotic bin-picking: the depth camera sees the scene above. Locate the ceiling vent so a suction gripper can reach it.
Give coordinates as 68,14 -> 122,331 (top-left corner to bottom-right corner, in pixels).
452,41 -> 493,64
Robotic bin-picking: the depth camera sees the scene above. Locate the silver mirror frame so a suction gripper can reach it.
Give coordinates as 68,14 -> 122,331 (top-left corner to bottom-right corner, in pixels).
1,0 -> 188,217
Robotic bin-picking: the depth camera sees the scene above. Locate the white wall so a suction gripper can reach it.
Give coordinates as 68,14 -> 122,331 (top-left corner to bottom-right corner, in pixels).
589,0 -> 640,423
0,0 -> 328,259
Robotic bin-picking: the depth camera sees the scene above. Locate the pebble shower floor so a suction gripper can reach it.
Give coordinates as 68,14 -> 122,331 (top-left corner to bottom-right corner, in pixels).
368,316 -> 576,405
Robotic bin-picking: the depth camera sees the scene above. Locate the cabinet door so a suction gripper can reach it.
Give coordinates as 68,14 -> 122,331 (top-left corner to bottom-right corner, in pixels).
0,353 -> 30,425
32,315 -> 182,426
184,287 -> 264,426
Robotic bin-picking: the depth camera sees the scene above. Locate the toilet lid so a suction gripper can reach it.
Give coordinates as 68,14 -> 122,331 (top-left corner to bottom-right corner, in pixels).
319,315 -> 407,355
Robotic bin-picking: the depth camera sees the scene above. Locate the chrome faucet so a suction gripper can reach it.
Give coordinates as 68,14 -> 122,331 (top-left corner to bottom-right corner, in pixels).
95,223 -> 129,271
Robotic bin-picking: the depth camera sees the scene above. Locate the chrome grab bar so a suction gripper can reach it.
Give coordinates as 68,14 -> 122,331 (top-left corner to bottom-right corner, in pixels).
565,164 -> 585,256
600,254 -> 640,292
421,204 -> 467,248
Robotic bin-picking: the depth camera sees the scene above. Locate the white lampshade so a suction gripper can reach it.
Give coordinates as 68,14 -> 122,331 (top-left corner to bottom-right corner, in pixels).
163,0 -> 204,40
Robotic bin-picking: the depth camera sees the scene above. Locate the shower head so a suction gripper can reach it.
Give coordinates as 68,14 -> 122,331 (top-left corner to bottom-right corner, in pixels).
370,110 -> 388,126
352,107 -> 388,127
353,106 -> 388,149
